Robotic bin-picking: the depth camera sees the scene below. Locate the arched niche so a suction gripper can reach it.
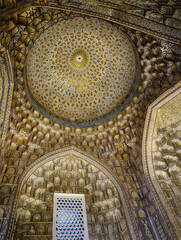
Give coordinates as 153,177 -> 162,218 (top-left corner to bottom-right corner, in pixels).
8,147 -> 139,240
142,82 -> 181,239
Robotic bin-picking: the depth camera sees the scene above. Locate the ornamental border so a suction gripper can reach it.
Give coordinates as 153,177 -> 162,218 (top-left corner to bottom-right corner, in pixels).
0,48 -> 14,151
2,1 -> 181,45
32,3 -> 181,45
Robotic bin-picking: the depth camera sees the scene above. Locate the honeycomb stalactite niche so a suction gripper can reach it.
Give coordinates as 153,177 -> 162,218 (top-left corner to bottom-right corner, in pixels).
143,82 -> 181,238
25,16 -> 139,126
12,150 -> 133,240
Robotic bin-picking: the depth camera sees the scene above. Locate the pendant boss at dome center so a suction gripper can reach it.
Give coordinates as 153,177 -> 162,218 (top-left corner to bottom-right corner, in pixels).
70,50 -> 88,69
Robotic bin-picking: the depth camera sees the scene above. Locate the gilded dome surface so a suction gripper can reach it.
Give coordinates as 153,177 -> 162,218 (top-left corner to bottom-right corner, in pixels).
26,17 -> 139,126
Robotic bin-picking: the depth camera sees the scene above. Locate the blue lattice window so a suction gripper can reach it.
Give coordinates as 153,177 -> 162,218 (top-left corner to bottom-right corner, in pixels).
53,193 -> 89,240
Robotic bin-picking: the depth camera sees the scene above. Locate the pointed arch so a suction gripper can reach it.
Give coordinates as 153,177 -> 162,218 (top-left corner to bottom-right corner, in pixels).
8,147 -> 139,239
143,82 -> 181,239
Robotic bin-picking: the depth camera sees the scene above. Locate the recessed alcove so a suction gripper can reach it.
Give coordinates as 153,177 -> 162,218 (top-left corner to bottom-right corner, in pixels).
10,148 -> 137,240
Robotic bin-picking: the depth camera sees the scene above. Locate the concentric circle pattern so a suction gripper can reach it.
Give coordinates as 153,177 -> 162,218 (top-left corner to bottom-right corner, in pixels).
26,17 -> 137,122
70,50 -> 88,69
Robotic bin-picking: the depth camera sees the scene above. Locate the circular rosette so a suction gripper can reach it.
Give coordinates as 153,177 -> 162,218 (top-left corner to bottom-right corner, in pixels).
26,17 -> 140,126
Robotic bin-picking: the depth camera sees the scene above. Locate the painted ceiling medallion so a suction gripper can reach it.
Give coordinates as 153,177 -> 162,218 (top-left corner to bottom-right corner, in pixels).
70,50 -> 88,69
26,17 -> 140,126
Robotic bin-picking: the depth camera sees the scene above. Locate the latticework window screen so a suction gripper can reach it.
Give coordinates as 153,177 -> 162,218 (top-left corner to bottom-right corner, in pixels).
53,193 -> 89,240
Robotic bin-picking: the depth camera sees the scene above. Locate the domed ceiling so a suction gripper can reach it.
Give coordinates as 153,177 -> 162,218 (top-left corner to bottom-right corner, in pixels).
25,17 -> 140,127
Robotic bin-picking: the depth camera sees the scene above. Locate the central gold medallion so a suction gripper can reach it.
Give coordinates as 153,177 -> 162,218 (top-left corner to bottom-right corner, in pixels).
70,50 -> 88,70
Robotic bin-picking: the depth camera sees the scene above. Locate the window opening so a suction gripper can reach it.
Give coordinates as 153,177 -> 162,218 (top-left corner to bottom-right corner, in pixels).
53,193 -> 89,240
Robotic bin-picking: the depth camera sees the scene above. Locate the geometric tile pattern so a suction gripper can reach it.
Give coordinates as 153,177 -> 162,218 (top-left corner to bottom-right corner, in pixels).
26,17 -> 137,122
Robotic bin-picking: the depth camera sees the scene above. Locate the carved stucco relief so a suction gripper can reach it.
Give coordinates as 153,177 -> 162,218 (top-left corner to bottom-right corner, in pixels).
8,147 -> 139,240
143,82 -> 181,239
